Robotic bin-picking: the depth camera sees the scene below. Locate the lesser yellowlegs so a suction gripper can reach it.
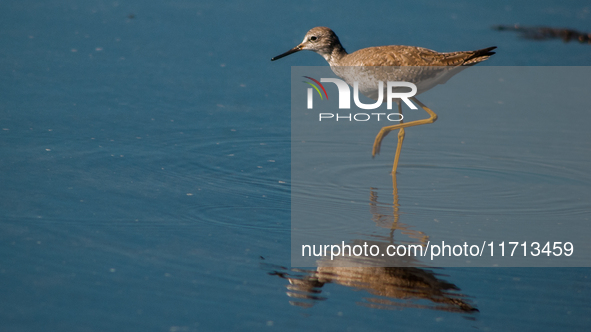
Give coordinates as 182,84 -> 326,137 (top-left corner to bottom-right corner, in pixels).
272,27 -> 496,173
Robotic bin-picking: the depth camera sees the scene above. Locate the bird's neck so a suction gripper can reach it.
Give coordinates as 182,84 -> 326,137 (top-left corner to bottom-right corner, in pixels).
323,44 -> 347,66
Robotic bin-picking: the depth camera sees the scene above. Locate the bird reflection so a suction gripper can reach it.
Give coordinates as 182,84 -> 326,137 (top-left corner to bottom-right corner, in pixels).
283,264 -> 477,313
370,175 -> 428,244
266,174 -> 478,313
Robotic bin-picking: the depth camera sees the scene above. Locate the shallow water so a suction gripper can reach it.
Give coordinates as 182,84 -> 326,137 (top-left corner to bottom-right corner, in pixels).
1,0 -> 590,331
291,66 -> 591,268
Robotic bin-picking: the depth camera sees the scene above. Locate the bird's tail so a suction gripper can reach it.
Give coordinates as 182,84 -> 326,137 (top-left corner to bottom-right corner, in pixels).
464,46 -> 497,65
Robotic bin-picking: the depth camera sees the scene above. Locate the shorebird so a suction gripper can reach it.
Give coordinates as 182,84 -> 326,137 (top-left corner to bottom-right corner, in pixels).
272,27 -> 496,173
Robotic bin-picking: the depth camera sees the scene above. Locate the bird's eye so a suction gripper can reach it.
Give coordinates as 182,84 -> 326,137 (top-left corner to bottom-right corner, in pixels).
310,36 -> 318,42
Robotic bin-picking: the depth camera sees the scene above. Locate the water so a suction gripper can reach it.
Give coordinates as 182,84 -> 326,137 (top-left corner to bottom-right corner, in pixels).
1,0 -> 590,331
290,66 -> 591,267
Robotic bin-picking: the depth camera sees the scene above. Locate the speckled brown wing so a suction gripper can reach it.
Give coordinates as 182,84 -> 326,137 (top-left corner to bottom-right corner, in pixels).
433,46 -> 497,66
343,45 -> 496,67
335,45 -> 496,93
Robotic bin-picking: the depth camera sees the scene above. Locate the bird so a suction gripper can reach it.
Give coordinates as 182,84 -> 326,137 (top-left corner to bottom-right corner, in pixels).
271,27 -> 496,173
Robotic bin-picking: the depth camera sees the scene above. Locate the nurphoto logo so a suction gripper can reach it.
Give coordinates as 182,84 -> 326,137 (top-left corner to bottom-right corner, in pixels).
303,76 -> 418,122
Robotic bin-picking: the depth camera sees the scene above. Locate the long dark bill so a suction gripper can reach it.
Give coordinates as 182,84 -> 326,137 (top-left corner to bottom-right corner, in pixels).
271,45 -> 303,61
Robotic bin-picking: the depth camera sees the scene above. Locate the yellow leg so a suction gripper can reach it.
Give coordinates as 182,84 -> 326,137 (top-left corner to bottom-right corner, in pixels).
372,97 -> 438,173
393,128 -> 405,174
393,101 -> 405,174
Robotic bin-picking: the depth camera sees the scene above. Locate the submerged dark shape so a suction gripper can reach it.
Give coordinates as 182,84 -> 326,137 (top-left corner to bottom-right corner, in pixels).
494,24 -> 591,44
